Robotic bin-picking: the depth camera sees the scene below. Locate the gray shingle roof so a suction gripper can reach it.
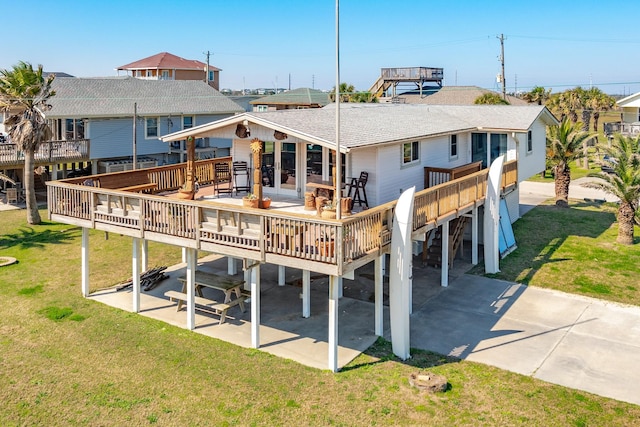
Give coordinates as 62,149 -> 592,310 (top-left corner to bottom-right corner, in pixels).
249,88 -> 330,106
242,103 -> 555,149
398,86 -> 528,106
47,77 -> 243,118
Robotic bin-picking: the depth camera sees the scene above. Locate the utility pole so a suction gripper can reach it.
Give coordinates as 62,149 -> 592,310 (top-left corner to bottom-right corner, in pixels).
203,51 -> 212,84
497,34 -> 506,100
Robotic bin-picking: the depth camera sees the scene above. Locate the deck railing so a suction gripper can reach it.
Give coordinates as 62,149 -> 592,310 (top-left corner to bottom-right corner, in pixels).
603,122 -> 640,137
47,160 -> 517,276
0,139 -> 90,167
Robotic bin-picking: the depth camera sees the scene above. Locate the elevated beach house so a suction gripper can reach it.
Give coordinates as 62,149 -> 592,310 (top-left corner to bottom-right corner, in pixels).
47,103 -> 556,371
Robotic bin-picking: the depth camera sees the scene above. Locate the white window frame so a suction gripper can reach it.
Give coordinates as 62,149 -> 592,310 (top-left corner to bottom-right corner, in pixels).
527,130 -> 533,153
161,70 -> 170,80
450,134 -> 458,159
145,117 -> 159,139
182,116 -> 194,130
256,105 -> 268,112
402,141 -> 420,166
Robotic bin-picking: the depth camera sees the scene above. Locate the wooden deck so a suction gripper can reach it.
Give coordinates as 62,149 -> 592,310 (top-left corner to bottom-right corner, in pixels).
0,139 -> 90,167
47,157 -> 518,277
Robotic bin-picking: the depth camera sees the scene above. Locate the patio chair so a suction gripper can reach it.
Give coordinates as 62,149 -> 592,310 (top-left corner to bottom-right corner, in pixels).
232,161 -> 251,195
347,171 -> 369,208
214,163 -> 233,197
6,188 -> 18,204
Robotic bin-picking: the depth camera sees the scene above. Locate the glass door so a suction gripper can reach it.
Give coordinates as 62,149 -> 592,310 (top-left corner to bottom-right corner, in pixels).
261,141 -> 299,197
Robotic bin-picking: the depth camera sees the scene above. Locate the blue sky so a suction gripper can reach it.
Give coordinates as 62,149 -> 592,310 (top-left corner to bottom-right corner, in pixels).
3,0 -> 640,95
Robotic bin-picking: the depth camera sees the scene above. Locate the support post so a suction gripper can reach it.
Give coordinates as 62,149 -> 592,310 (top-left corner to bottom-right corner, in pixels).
374,255 -> 384,336
81,227 -> 89,297
328,275 -> 339,372
251,265 -> 261,348
338,277 -> 343,298
132,237 -> 141,312
471,206 -> 478,265
278,265 -> 285,286
228,257 -> 237,275
302,269 -> 310,318
186,247 -> 196,330
243,261 -> 251,292
441,221 -> 449,288
141,238 -> 148,272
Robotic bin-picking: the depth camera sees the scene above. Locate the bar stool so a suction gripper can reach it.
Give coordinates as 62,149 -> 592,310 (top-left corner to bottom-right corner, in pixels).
348,171 -> 369,208
232,161 -> 250,195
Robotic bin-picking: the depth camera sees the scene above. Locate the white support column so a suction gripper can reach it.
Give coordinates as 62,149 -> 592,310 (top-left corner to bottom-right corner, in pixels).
228,257 -> 238,275
441,222 -> 449,288
51,164 -> 58,181
328,275 -> 339,372
141,239 -> 148,272
243,263 -> 251,292
471,206 -> 479,265
186,248 -> 197,330
132,237 -> 141,313
81,227 -> 90,297
278,265 -> 286,286
381,253 -> 386,276
302,269 -> 311,318
338,277 -> 343,298
374,255 -> 384,336
181,247 -> 186,263
251,265 -> 261,348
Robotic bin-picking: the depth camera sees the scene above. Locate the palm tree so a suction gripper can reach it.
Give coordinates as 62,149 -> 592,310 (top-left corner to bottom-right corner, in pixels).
546,118 -> 594,207
585,134 -> 640,245
0,62 -> 55,224
329,82 -> 355,103
522,86 -> 551,105
590,90 -> 616,133
473,92 -> 509,105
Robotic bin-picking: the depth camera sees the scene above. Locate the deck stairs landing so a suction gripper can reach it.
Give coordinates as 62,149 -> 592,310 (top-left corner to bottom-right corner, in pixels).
423,216 -> 469,268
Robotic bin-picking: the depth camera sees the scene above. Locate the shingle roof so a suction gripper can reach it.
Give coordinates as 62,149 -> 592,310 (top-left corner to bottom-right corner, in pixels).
398,86 -> 528,106
163,102 -> 557,151
47,77 -> 243,118
249,88 -> 330,106
116,52 -> 220,71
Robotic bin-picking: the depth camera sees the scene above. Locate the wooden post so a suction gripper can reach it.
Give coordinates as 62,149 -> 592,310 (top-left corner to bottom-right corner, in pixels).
250,138 -> 263,207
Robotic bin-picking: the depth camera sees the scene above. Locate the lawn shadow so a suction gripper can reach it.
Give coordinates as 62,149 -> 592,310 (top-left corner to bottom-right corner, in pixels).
0,223 -> 80,250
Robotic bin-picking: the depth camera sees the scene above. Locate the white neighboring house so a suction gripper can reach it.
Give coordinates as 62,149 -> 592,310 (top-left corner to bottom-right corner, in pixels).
604,92 -> 640,138
162,103 -> 558,223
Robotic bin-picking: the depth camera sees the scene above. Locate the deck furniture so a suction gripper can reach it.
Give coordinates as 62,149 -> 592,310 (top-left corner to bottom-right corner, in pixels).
164,290 -> 244,325
214,163 -> 233,197
232,161 -> 250,195
176,271 -> 245,310
347,172 -> 368,208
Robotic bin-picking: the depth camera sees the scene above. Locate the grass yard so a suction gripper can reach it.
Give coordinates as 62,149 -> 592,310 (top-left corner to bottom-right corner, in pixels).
1,208 -> 639,425
472,200 -> 640,306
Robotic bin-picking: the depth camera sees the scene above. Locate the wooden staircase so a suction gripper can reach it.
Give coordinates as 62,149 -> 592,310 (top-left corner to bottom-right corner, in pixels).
423,217 -> 469,268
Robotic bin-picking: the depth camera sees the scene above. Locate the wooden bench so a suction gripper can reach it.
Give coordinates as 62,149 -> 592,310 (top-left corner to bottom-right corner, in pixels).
94,172 -> 157,194
164,290 -> 244,324
119,182 -> 158,193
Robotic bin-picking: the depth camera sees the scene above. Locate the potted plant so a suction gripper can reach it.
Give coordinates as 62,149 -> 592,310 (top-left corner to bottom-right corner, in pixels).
262,196 -> 272,209
316,232 -> 335,257
320,199 -> 337,219
242,193 -> 259,208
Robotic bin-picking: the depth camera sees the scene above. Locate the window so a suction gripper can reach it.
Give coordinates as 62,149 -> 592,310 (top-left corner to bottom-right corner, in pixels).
256,105 -> 268,112
472,133 -> 487,167
527,130 -> 533,152
490,133 -> 507,164
161,70 -> 170,80
403,141 -> 420,164
208,70 -> 215,82
183,116 -> 193,129
145,118 -> 158,138
450,134 -> 458,159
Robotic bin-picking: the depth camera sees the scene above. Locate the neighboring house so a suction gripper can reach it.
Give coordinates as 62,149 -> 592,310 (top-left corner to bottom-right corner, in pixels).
249,88 -> 331,111
117,52 -> 221,91
45,77 -> 243,175
603,92 -> 640,137
163,103 -> 557,223
392,86 -> 528,106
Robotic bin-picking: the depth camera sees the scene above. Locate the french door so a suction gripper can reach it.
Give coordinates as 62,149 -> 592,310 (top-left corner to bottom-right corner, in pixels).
261,141 -> 298,197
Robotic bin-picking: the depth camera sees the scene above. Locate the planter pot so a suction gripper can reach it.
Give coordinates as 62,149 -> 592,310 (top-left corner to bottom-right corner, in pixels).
262,198 -> 272,209
243,198 -> 259,208
177,189 -> 195,200
321,209 -> 336,219
317,240 -> 335,257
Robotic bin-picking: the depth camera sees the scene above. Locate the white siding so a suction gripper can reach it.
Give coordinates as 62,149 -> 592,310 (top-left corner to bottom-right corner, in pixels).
516,119 -> 546,182
349,146 -> 378,205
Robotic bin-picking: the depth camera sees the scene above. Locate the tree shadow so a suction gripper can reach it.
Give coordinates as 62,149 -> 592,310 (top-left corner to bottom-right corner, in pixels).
0,222 -> 80,250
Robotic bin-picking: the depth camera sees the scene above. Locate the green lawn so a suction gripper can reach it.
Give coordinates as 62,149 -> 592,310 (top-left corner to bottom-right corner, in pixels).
472,200 -> 640,306
1,208 -> 639,425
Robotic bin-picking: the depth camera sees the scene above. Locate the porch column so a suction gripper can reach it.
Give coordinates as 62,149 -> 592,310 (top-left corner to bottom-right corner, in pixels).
302,269 -> 311,318
141,238 -> 148,272
471,206 -> 478,265
374,255 -> 384,336
228,257 -> 238,275
441,221 -> 449,288
338,277 -> 343,298
278,265 -> 285,286
243,260 -> 251,292
132,237 -> 141,313
181,247 -> 186,263
91,160 -> 98,175
328,275 -> 339,372
81,227 -> 89,297
185,247 -> 197,330
51,164 -> 58,181
251,264 -> 261,348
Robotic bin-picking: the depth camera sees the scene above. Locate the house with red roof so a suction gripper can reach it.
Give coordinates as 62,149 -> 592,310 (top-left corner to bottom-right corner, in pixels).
117,52 -> 221,90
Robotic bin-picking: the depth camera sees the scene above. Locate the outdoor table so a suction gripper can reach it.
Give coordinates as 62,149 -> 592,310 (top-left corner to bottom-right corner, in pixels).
177,271 -> 246,311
